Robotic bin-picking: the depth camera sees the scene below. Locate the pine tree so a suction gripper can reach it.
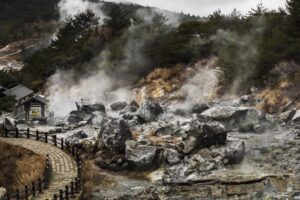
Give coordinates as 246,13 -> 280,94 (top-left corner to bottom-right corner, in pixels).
286,0 -> 300,37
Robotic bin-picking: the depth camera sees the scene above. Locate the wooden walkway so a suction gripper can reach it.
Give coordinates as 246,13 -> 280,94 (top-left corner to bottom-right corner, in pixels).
0,138 -> 78,200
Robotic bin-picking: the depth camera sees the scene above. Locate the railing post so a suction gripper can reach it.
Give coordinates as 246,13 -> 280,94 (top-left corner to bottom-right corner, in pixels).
4,128 -> 8,137
59,189 -> 63,200
65,185 -> 69,200
38,178 -> 42,194
74,178 -> 78,193
16,189 -> 20,200
36,130 -> 39,141
25,185 -> 29,200
45,132 -> 48,143
6,192 -> 10,200
70,181 -> 75,197
61,138 -> 64,150
27,128 -> 30,139
72,146 -> 75,156
53,194 -> 58,200
32,182 -> 36,197
53,135 -> 57,146
15,127 -> 19,138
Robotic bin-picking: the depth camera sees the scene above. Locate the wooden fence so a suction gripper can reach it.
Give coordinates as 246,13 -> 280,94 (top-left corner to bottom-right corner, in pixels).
0,126 -> 83,200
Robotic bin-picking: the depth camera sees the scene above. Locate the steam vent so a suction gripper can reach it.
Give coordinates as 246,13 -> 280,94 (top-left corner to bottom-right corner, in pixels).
0,0 -> 300,199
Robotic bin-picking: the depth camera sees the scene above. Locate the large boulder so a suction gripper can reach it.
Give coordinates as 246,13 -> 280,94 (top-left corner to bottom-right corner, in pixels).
139,100 -> 163,122
201,106 -> 264,130
111,102 -> 128,111
100,119 -> 132,153
177,120 -> 227,154
80,103 -> 105,114
192,103 -> 209,114
3,117 -> 16,130
275,109 -> 296,123
224,140 -> 245,164
125,140 -> 159,169
67,111 -> 93,124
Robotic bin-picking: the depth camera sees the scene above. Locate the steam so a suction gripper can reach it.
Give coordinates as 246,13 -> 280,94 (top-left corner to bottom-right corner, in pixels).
58,0 -> 104,21
47,0 -> 181,116
176,58 -> 219,110
47,69 -> 133,117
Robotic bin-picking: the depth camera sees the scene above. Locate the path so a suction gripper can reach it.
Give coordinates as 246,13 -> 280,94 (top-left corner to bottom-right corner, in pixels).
0,138 -> 78,200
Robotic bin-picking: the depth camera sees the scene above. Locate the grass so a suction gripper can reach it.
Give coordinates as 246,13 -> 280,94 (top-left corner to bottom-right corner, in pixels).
0,141 -> 46,190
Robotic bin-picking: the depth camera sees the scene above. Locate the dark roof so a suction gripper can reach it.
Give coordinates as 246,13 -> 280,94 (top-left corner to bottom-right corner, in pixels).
33,94 -> 47,104
3,85 -> 34,100
0,86 -> 7,94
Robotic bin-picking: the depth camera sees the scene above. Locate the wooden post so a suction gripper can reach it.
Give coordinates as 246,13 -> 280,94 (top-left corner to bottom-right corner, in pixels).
53,194 -> 58,200
36,130 -> 39,141
45,132 -> 48,143
38,178 -> 42,193
6,192 -> 10,200
59,189 -> 63,200
65,185 -> 69,200
61,138 -> 64,150
74,178 -> 78,192
32,182 -> 36,197
16,189 -> 20,200
25,185 -> 29,200
72,146 -> 75,156
15,127 -> 19,138
70,181 -> 75,197
53,135 -> 57,146
4,128 -> 8,137
27,128 -> 30,139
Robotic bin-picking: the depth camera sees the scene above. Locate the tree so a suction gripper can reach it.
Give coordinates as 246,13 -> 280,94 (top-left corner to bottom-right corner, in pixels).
51,9 -> 99,51
286,0 -> 300,37
103,4 -> 131,36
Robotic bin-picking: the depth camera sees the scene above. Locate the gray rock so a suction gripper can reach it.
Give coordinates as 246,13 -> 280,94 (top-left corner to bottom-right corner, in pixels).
192,103 -> 209,114
253,124 -> 267,134
80,103 -> 105,113
3,117 -> 16,130
100,119 -> 132,153
177,136 -> 197,154
239,122 -> 255,132
224,141 -> 245,164
67,111 -> 93,124
292,109 -> 300,123
276,109 -> 296,123
125,142 -> 158,169
111,102 -> 128,111
179,120 -> 227,152
201,106 -> 264,130
164,148 -> 181,165
139,100 -> 163,122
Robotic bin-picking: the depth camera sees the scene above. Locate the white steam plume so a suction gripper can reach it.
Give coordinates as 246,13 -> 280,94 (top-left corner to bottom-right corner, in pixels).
177,58 -> 219,110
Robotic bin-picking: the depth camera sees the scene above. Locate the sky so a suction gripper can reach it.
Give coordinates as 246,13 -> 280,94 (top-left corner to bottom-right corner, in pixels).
106,0 -> 286,16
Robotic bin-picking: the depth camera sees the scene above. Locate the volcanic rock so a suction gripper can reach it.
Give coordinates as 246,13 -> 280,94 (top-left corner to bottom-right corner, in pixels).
139,100 -> 163,122
111,102 -> 128,111
224,141 -> 245,164
100,119 -> 132,153
80,103 -> 105,113
292,109 -> 300,123
201,106 -> 264,130
178,120 -> 227,153
125,140 -> 159,169
192,103 -> 209,114
3,117 -> 16,130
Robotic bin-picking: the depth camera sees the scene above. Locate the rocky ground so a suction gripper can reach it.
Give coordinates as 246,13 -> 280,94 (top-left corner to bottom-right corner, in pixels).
2,94 -> 300,199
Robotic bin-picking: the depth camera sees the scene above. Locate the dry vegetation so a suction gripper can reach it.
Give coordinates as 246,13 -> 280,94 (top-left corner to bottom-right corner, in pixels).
0,141 -> 46,190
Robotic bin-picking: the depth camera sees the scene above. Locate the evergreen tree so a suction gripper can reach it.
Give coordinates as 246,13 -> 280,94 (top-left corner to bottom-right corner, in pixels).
286,0 -> 300,37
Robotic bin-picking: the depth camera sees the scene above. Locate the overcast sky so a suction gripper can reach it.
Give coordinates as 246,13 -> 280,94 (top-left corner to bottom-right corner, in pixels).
106,0 -> 286,16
